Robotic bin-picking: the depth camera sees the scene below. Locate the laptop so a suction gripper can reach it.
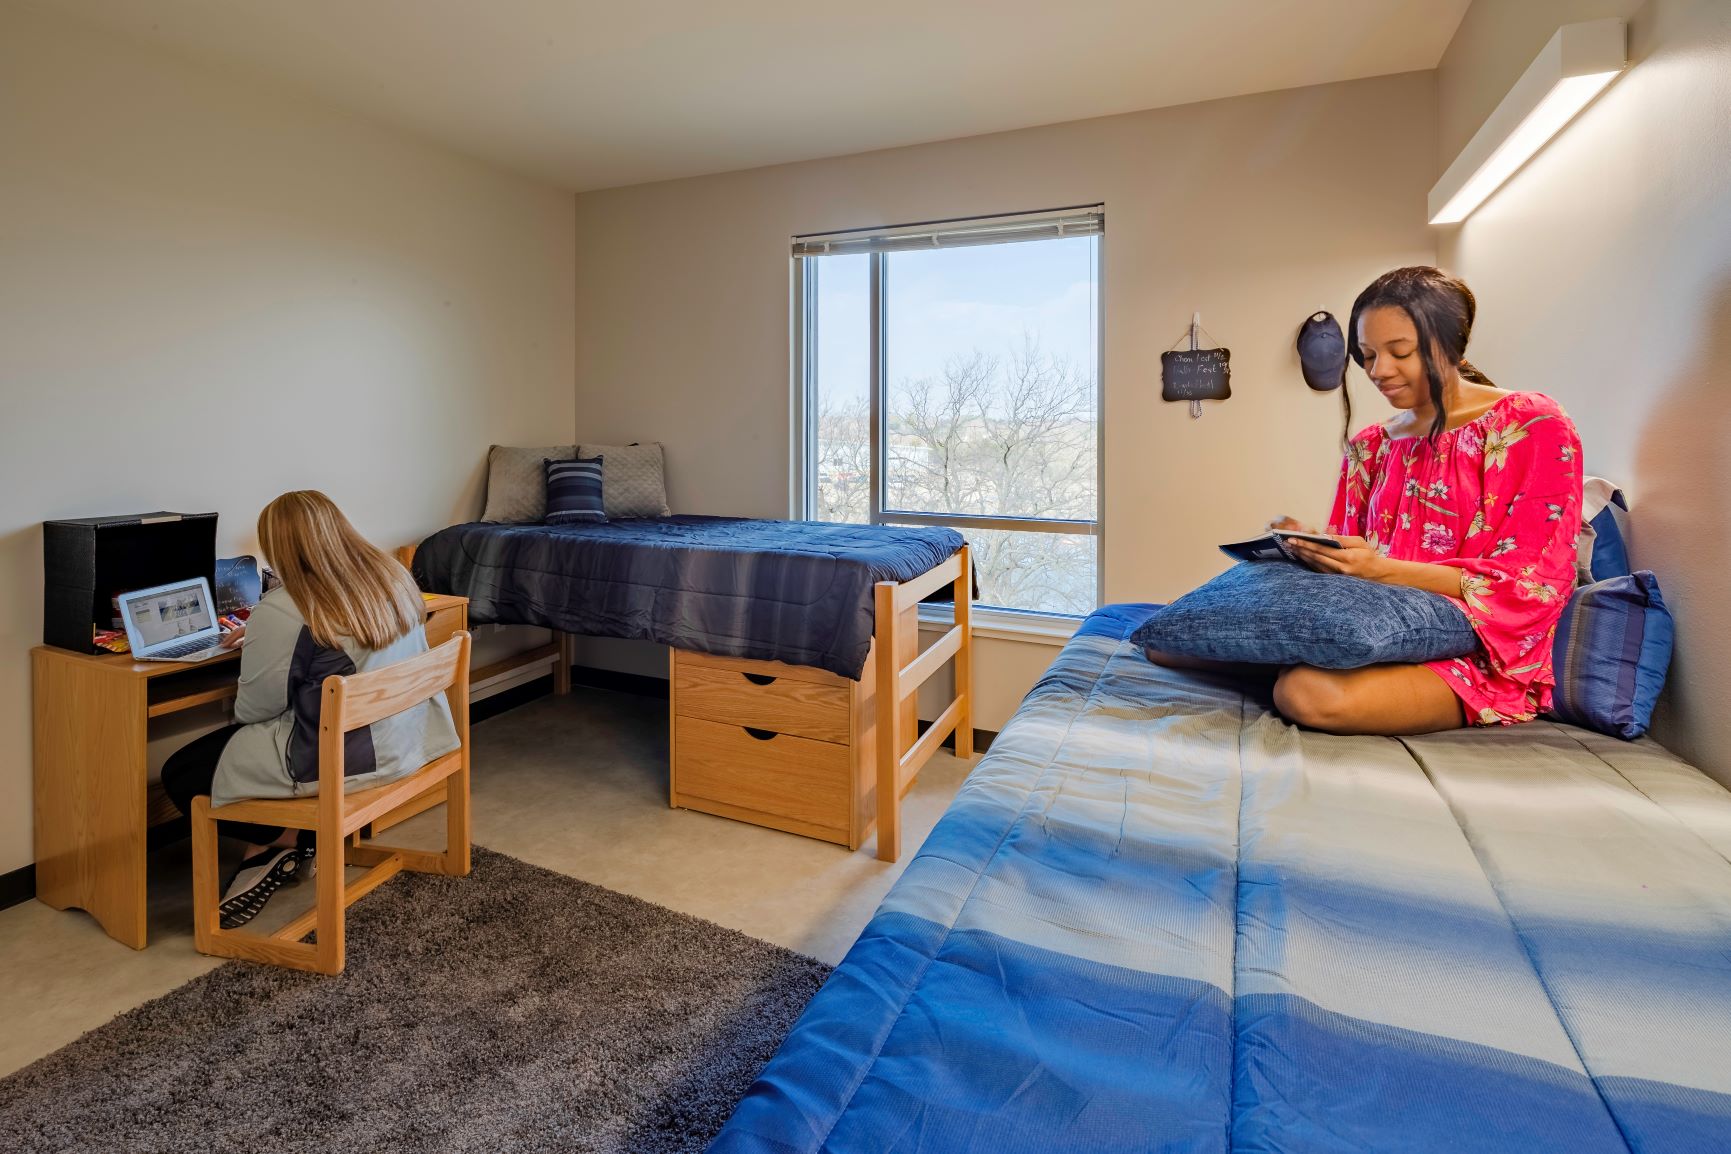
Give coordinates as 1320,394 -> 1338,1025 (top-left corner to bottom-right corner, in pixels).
117,576 -> 233,663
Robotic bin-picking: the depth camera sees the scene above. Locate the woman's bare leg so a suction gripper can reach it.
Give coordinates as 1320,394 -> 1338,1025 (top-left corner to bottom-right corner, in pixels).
1273,664 -> 1465,736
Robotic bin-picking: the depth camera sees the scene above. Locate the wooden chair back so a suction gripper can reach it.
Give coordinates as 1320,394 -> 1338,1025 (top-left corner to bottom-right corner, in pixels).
192,628 -> 474,975
317,633 -> 469,801
327,633 -> 468,733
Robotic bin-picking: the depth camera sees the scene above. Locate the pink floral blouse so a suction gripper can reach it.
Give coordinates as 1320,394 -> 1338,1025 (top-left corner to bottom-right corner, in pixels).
1326,391 -> 1583,725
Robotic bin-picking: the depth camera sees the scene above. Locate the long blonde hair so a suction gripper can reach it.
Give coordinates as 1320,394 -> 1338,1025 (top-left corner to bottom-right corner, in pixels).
257,491 -> 422,650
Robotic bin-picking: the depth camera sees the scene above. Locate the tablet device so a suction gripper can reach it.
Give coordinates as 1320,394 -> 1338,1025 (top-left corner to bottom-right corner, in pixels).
1219,531 -> 1343,563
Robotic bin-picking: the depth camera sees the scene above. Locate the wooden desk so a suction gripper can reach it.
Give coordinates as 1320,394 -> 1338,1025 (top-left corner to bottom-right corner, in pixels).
31,593 -> 467,949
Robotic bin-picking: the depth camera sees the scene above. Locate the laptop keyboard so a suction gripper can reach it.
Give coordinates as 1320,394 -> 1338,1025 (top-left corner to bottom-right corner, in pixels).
149,635 -> 222,659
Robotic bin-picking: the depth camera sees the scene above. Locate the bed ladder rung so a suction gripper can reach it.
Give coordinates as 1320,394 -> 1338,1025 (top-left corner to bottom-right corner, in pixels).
897,624 -> 962,702
899,698 -> 962,795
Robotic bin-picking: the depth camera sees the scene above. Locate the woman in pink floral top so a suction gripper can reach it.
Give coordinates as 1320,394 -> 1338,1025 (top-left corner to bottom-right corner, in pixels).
1275,268 -> 1583,734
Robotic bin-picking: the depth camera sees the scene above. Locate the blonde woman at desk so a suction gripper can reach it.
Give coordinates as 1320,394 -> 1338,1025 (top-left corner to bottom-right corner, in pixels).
160,491 -> 458,929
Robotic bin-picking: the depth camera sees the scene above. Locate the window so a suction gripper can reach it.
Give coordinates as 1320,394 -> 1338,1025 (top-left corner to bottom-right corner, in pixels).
794,208 -> 1103,617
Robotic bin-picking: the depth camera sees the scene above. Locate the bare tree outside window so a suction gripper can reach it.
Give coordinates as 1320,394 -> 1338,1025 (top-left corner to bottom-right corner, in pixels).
813,393 -> 871,524
804,226 -> 1100,616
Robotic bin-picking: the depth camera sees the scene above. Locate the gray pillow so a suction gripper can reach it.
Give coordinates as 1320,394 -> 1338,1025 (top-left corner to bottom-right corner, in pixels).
1132,561 -> 1478,670
482,444 -> 575,522
578,442 -> 669,518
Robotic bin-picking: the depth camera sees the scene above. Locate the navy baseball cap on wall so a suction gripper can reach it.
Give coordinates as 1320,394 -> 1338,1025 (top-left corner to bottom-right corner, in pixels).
1297,311 -> 1346,392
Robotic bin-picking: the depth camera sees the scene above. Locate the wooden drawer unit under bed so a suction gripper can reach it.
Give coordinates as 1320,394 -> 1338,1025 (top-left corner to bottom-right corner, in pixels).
669,646 -> 880,849
674,654 -> 851,743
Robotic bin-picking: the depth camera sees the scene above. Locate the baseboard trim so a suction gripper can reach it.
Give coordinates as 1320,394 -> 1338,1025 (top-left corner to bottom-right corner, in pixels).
148,817 -> 190,853
570,664 -> 670,700
0,863 -> 36,912
470,664 -> 671,724
471,673 -> 558,724
916,717 -> 998,755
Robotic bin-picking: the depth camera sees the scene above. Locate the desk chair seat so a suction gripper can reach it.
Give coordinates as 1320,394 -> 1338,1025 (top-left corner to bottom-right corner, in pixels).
191,631 -> 472,975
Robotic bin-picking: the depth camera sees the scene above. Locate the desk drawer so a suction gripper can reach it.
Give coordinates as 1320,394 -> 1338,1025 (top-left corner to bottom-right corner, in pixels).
674,664 -> 850,744
674,716 -> 850,835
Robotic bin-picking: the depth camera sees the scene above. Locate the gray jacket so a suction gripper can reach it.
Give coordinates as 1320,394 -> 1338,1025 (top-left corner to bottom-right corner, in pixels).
212,587 -> 460,808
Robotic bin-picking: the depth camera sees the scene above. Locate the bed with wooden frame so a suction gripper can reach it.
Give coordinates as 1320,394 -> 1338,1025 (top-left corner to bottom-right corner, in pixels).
394,539 -> 972,862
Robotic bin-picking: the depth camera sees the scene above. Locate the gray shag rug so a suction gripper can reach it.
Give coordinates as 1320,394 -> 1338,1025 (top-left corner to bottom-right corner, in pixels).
0,847 -> 830,1153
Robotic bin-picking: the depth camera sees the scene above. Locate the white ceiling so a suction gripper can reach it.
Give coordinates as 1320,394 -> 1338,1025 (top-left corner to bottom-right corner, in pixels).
39,0 -> 1471,192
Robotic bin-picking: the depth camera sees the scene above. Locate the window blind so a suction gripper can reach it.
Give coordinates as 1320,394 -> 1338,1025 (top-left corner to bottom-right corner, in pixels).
792,206 -> 1103,257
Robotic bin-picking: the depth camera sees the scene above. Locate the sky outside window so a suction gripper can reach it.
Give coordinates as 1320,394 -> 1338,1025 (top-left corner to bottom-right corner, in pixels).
807,232 -> 1100,614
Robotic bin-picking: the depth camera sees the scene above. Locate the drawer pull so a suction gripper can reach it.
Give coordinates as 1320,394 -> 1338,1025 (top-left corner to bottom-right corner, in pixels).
743,673 -> 777,686
743,726 -> 778,741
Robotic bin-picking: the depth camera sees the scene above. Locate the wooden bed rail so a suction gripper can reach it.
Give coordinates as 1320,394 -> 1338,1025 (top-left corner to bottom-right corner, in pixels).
873,543 -> 973,862
395,543 -> 573,696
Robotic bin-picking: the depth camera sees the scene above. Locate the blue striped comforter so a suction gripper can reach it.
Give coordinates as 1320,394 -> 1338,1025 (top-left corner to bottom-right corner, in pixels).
713,604 -> 1731,1152
411,517 -> 962,679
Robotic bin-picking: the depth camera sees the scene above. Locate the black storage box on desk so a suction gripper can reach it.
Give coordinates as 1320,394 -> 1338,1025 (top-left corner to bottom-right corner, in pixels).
43,512 -> 218,653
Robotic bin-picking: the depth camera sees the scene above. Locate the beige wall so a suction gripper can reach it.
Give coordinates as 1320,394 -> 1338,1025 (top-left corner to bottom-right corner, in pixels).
1437,0 -> 1731,783
0,7 -> 577,874
572,71 -> 1439,726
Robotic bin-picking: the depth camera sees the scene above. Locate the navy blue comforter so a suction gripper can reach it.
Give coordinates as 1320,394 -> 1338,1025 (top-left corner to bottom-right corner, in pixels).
411,517 -> 963,679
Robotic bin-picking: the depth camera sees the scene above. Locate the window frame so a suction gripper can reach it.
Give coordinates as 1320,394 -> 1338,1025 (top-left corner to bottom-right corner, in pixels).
790,212 -> 1106,626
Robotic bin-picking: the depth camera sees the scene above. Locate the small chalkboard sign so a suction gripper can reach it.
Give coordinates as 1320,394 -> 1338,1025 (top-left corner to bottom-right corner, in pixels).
1161,347 -> 1232,402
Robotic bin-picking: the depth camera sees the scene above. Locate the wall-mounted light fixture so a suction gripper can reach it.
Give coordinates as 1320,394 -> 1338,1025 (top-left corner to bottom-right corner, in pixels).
1429,18 -> 1627,225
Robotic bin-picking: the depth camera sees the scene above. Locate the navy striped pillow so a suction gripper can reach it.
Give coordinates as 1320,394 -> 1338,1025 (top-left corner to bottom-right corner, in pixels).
543,456 -> 606,524
1547,570 -> 1673,740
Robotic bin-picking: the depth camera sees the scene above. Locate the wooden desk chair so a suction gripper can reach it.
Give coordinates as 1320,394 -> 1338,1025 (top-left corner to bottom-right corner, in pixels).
190,631 -> 472,975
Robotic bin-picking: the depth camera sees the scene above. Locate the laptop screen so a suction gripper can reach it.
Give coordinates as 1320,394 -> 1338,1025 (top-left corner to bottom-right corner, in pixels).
120,579 -> 217,652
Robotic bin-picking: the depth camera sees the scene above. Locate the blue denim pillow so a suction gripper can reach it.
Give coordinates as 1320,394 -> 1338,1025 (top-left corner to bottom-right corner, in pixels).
1132,561 -> 1478,670
1546,570 -> 1672,739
